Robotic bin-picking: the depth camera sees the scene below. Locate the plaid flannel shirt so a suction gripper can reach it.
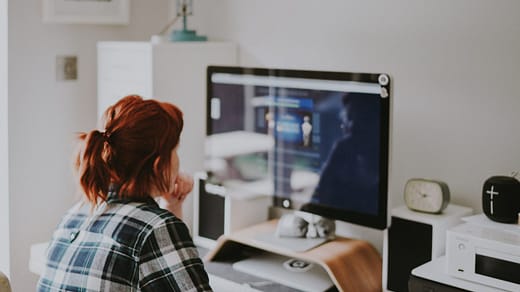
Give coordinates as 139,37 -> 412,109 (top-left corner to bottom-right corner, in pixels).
37,192 -> 212,292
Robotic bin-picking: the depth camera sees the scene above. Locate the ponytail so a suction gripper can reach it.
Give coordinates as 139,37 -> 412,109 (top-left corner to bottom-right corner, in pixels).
75,130 -> 112,203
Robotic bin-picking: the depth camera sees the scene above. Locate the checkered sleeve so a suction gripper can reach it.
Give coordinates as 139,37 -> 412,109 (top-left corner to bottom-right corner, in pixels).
138,216 -> 212,292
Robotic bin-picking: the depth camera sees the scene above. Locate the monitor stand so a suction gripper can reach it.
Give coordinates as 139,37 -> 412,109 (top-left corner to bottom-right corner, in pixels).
205,219 -> 383,292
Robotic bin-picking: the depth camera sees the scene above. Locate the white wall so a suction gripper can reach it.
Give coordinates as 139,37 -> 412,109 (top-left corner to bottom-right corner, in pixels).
0,0 -> 9,278
195,0 -> 520,249
7,0 -> 170,290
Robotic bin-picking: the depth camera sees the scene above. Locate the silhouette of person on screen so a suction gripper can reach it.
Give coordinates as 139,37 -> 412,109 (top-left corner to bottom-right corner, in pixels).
305,93 -> 381,215
301,115 -> 313,147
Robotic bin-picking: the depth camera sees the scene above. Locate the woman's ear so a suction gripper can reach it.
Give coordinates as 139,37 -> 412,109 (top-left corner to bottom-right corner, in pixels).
153,156 -> 161,176
153,156 -> 173,194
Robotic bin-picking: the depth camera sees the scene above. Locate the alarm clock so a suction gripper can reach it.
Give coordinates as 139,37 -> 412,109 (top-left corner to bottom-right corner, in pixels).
482,176 -> 520,223
404,178 -> 450,214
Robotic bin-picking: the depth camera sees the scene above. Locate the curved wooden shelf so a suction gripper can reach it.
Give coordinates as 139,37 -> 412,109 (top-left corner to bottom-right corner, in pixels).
205,219 -> 382,292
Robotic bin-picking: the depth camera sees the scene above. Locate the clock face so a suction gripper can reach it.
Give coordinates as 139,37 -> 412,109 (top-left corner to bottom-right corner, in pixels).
404,179 -> 449,213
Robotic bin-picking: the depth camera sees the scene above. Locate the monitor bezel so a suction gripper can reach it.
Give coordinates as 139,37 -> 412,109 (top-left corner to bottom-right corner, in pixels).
206,65 -> 390,230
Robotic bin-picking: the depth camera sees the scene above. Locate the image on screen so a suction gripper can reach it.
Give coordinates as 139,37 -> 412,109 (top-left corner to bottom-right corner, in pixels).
205,67 -> 390,229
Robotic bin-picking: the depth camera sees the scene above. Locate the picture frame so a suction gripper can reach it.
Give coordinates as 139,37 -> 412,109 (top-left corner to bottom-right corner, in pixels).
42,0 -> 130,25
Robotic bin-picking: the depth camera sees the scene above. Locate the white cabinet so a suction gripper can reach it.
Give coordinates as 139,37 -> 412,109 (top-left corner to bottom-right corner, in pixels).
97,41 -> 237,175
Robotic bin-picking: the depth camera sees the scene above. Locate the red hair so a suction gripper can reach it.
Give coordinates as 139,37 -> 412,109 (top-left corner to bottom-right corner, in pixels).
74,95 -> 184,203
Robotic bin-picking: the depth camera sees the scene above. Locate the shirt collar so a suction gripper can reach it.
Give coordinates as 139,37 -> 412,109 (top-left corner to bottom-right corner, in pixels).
105,187 -> 158,206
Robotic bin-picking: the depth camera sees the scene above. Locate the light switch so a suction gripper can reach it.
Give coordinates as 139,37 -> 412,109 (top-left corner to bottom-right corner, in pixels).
56,55 -> 77,81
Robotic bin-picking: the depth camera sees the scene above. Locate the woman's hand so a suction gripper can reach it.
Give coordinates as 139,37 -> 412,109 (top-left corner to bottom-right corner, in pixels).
173,172 -> 194,202
161,172 -> 194,219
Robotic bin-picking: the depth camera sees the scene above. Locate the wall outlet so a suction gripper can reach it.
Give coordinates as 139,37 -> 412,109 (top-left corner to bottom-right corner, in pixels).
56,55 -> 77,81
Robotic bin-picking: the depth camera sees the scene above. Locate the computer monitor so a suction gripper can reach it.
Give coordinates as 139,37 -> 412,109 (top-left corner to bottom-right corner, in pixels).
205,66 -> 391,230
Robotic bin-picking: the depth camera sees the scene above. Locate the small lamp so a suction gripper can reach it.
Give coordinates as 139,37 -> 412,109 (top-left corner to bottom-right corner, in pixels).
170,0 -> 207,41
151,0 -> 207,43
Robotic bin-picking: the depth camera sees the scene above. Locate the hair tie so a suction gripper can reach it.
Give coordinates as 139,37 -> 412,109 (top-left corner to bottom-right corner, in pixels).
101,131 -> 111,142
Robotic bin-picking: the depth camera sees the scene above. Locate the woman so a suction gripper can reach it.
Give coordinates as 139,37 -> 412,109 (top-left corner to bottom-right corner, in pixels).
37,95 -> 212,291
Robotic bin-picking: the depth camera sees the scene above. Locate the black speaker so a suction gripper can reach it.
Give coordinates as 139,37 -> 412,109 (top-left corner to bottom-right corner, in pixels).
198,179 -> 226,241
482,176 -> 520,223
193,172 -> 271,249
387,217 -> 432,292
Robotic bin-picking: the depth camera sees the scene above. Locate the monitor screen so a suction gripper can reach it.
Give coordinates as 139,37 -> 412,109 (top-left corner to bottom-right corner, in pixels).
205,66 -> 390,229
